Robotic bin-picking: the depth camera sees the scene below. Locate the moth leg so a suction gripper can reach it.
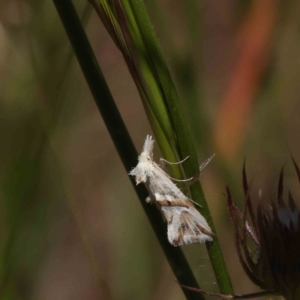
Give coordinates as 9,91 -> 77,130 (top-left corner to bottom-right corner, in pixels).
199,154 -> 215,172
159,156 -> 190,169
146,196 -> 152,203
167,175 -> 195,183
159,156 -> 195,183
179,154 -> 216,186
182,154 -> 216,185
160,154 -> 215,184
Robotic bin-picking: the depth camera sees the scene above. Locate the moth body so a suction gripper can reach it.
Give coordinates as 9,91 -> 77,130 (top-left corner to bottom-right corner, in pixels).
129,135 -> 213,246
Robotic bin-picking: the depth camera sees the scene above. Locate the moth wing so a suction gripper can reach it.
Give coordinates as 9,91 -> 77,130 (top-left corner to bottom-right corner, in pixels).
162,206 -> 213,246
149,164 -> 190,207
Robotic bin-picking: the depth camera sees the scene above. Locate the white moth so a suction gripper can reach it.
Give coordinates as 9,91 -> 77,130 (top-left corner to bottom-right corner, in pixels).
129,135 -> 213,246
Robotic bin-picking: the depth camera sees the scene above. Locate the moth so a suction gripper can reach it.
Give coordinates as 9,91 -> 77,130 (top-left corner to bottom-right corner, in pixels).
129,135 -> 213,246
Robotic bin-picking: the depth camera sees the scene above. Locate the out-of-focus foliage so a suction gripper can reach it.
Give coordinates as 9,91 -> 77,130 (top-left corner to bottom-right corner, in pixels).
0,0 -> 298,299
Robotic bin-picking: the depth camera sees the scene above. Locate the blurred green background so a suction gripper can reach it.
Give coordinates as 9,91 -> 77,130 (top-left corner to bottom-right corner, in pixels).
0,0 -> 298,299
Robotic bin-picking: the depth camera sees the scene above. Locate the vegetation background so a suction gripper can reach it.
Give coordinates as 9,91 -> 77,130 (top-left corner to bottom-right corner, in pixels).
0,0 -> 298,299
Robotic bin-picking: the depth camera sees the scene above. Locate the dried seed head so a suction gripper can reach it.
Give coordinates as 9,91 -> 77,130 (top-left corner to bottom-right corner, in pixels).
227,159 -> 300,300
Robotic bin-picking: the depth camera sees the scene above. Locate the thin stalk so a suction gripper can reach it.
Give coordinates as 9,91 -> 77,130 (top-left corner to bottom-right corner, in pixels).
53,0 -> 204,298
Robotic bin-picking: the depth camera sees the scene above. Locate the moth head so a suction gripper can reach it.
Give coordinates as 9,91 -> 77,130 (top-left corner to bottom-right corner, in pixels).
129,135 -> 154,184
129,164 -> 147,184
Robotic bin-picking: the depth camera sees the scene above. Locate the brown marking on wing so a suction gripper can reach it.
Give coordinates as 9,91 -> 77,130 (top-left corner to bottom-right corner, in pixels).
172,223 -> 189,246
181,211 -> 214,238
156,196 -> 190,208
156,199 -> 171,206
163,200 -> 189,208
169,199 -> 190,208
194,223 -> 214,238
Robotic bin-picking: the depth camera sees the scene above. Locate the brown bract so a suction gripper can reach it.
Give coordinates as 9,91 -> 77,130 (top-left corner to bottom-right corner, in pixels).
227,159 -> 300,300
